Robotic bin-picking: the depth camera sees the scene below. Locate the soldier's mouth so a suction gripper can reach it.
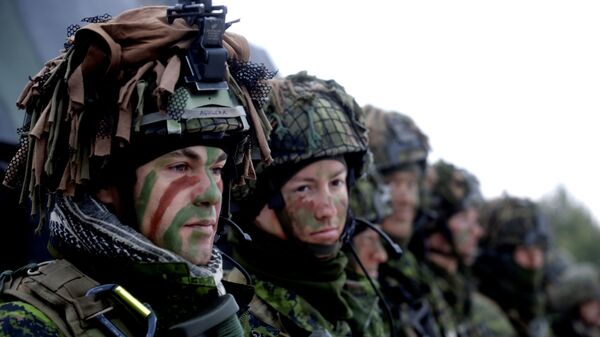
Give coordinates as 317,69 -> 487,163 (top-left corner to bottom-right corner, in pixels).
310,227 -> 339,242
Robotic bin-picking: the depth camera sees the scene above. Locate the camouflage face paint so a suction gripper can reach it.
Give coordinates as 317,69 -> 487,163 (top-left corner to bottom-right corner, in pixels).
163,203 -> 217,255
136,170 -> 157,226
162,150 -> 223,254
200,147 -> 223,204
149,175 -> 202,239
279,159 -> 348,245
134,145 -> 225,265
285,193 -> 347,231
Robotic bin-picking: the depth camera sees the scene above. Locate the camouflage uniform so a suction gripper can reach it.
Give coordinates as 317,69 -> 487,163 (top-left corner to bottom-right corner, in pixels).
473,196 -> 552,337
0,5 -> 273,337
343,270 -> 388,337
381,249 -> 448,337
411,160 -> 515,337
228,72 -> 384,337
470,291 -> 517,337
362,106 -> 446,337
549,264 -> 600,337
346,169 -> 391,335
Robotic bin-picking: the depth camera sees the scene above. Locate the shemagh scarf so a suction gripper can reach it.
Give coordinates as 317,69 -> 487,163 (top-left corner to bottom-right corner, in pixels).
49,194 -> 225,294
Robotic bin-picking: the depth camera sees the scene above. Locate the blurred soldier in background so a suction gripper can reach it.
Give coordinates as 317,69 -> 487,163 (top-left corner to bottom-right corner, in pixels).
364,105 -> 429,248
474,195 -> 552,337
347,167 -> 395,335
348,166 -> 392,279
549,263 -> 600,337
363,106 -> 443,337
0,4 -> 274,336
543,246 -> 574,316
410,160 -> 515,337
227,72 -> 386,336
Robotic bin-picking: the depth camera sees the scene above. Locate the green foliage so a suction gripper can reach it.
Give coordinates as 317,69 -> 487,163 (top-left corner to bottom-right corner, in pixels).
540,185 -> 600,270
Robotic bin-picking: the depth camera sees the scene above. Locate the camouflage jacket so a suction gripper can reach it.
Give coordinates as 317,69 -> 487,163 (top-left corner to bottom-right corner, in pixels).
422,262 -> 473,336
379,250 -> 446,337
0,301 -> 65,337
422,262 -> 518,337
238,276 -> 352,337
470,291 -> 517,337
226,268 -> 386,337
0,259 -> 242,337
343,270 -> 387,337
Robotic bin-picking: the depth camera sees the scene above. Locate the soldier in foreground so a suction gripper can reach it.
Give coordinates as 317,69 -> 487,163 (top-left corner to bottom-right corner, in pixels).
0,4 -> 274,336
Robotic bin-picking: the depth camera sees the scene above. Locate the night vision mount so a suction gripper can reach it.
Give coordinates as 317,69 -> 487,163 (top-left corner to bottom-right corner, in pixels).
167,0 -> 235,92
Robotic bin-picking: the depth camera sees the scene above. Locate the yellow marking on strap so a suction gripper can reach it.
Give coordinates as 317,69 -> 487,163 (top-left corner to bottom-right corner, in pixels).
114,285 -> 151,317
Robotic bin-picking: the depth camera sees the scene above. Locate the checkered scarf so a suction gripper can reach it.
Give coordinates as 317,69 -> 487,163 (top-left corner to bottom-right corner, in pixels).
49,194 -> 225,294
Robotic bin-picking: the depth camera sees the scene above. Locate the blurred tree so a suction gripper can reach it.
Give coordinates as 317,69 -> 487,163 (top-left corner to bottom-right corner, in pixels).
540,186 -> 600,270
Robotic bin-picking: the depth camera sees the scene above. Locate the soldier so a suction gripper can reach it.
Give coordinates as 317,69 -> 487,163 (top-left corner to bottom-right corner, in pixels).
0,4 -> 274,336
227,72 -> 386,336
411,160 -> 515,337
549,263 -> 600,337
347,165 -> 395,336
364,105 -> 430,248
474,195 -> 551,337
363,105 -> 443,337
348,167 -> 392,279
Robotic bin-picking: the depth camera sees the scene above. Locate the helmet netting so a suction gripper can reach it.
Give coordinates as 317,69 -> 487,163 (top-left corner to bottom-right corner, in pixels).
266,72 -> 369,173
228,59 -> 277,109
479,196 -> 550,249
365,105 -> 430,173
2,6 -> 273,223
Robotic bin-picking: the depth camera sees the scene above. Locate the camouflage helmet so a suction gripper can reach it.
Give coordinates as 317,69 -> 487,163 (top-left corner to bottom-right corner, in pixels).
263,72 -> 369,178
479,195 -> 550,250
549,263 -> 600,311
232,71 -> 370,228
2,6 -> 274,217
349,165 -> 392,225
364,105 -> 429,176
421,159 -> 484,224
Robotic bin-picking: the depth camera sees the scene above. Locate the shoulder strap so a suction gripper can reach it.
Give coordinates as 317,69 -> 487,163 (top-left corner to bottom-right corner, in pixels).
1,259 -> 111,337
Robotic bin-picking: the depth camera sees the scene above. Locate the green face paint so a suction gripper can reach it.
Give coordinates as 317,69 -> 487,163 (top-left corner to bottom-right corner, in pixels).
163,203 -> 216,254
275,159 -> 350,245
133,145 -> 226,265
136,170 -> 157,227
280,188 -> 347,245
200,147 -> 222,205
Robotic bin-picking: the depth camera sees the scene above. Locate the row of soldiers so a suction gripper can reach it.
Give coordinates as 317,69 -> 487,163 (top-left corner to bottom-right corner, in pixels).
0,3 -> 598,337
348,105 -> 600,337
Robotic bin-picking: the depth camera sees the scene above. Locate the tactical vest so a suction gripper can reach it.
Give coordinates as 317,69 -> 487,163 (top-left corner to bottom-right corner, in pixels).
1,259 -> 244,337
0,259 -> 133,337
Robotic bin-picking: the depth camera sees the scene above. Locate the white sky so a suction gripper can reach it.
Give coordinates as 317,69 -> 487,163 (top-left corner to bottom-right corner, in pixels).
223,0 -> 600,223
